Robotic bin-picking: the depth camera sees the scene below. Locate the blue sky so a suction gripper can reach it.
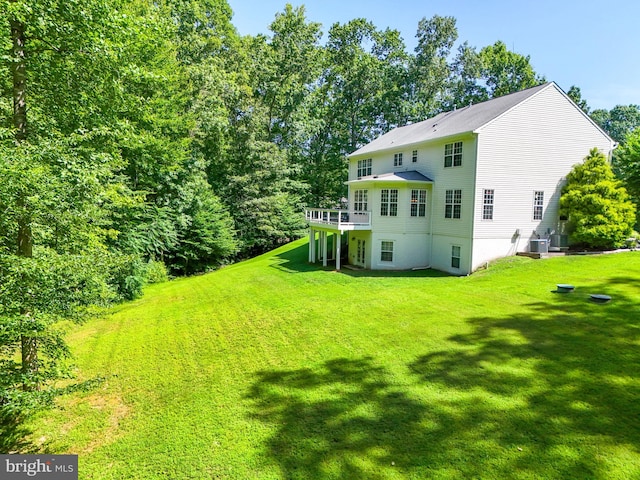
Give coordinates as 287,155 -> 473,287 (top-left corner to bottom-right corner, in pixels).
227,0 -> 640,111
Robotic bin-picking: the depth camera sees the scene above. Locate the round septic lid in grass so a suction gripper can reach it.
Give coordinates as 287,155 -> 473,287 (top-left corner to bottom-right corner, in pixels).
590,294 -> 611,303
556,284 -> 575,293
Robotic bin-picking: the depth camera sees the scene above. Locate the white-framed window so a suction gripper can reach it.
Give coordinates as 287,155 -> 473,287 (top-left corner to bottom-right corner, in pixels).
451,245 -> 461,269
483,189 -> 494,220
445,189 -> 462,219
381,241 -> 394,262
412,150 -> 418,163
444,141 -> 463,167
354,189 -> 368,212
410,189 -> 427,217
381,189 -> 398,216
357,158 -> 372,177
533,191 -> 544,220
394,153 -> 403,167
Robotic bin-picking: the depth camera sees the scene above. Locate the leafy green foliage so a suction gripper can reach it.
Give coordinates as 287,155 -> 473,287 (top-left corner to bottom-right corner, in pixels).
591,104 -> 640,144
0,248 -> 113,408
410,15 -> 458,119
614,128 -> 640,228
560,148 -> 636,248
567,85 -> 590,114
144,259 -> 169,284
168,171 -> 238,274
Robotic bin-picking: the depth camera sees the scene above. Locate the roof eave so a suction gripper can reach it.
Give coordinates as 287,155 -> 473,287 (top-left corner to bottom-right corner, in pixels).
348,131 -> 475,159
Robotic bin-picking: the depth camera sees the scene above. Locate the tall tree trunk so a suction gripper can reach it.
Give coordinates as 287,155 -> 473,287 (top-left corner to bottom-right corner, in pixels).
10,12 -> 27,142
10,7 -> 38,389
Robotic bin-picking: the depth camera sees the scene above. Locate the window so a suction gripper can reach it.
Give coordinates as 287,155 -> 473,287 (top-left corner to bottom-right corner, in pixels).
412,150 -> 418,163
410,189 -> 427,217
357,158 -> 372,177
444,141 -> 463,167
381,189 -> 398,216
354,190 -> 368,212
483,189 -> 494,220
394,153 -> 403,167
533,191 -> 544,220
381,241 -> 394,262
451,245 -> 461,269
445,189 -> 462,219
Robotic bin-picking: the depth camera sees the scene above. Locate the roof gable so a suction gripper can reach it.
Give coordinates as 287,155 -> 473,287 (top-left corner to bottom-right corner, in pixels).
350,82 -> 554,157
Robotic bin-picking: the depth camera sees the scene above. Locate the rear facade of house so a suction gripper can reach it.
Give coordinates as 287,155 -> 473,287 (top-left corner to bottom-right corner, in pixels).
306,82 -> 615,275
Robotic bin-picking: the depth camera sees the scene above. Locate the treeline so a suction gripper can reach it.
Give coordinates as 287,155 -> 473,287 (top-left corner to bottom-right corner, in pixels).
1,1 -> 551,275
1,0 -> 639,403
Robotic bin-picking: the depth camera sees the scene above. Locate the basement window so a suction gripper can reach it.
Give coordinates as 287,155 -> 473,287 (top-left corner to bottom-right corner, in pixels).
451,245 -> 461,269
381,241 -> 394,262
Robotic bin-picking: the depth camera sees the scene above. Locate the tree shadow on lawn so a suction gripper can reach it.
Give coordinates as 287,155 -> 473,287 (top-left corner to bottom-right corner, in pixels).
410,279 -> 640,478
0,410 -> 37,454
248,280 -> 640,478
247,357 -> 442,479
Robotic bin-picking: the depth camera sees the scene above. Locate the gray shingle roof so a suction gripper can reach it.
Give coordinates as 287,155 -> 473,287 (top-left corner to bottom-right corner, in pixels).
347,170 -> 433,184
349,82 -> 553,157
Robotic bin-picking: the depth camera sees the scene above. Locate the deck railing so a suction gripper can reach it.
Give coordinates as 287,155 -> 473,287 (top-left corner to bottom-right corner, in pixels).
305,209 -> 371,230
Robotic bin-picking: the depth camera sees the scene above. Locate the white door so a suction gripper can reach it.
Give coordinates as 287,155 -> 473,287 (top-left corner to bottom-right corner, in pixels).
355,239 -> 366,267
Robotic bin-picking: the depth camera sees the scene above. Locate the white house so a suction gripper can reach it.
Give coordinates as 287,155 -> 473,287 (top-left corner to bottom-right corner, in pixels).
305,82 -> 615,275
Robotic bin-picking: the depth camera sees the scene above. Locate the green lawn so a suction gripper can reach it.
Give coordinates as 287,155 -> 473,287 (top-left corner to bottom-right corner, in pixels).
16,240 -> 640,478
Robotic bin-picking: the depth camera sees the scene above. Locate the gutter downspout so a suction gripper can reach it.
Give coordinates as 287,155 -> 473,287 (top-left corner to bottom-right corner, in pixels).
428,184 -> 435,266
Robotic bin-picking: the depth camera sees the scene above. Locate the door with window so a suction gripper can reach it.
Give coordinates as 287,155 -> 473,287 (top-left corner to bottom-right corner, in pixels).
355,239 -> 366,267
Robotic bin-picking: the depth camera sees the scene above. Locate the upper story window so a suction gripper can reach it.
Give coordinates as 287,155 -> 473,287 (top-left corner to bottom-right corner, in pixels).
410,189 -> 427,217
354,189 -> 368,212
444,141 -> 463,167
533,191 -> 544,220
412,150 -> 418,163
445,189 -> 462,219
357,158 -> 372,177
483,189 -> 494,220
381,189 -> 398,216
394,153 -> 403,167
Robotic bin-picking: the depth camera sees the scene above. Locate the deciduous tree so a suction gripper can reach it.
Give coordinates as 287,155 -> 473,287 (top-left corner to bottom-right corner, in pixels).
560,148 -> 636,249
613,128 -> 640,229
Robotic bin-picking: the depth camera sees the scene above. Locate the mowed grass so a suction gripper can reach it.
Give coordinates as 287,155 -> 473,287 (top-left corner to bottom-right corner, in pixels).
20,240 -> 640,479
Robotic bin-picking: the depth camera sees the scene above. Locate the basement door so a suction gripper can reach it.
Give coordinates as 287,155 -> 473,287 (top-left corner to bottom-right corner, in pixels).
355,239 -> 366,267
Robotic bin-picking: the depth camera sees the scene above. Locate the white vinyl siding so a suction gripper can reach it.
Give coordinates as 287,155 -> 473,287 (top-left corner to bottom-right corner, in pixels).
471,84 -> 614,272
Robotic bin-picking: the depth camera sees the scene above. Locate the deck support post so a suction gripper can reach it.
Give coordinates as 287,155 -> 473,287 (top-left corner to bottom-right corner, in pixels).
322,231 -> 328,267
335,232 -> 341,271
309,229 -> 316,263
